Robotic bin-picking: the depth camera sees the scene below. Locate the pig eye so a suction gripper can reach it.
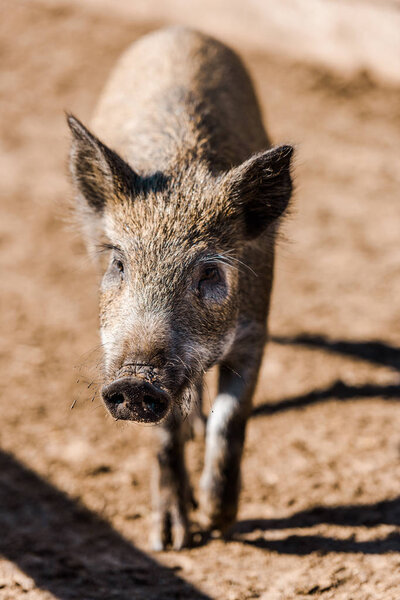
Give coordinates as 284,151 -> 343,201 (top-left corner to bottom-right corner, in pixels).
198,264 -> 221,294
114,259 -> 124,280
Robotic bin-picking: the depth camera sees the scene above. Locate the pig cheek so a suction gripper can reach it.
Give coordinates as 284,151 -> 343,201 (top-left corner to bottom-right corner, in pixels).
204,299 -> 239,360
182,298 -> 237,368
200,290 -> 238,333
99,289 -> 123,374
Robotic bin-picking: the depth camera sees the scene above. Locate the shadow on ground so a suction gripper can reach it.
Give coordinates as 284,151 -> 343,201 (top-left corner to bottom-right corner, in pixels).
241,333 -> 400,556
253,334 -> 400,417
0,451 -> 210,600
1,334 -> 399,595
237,532 -> 400,555
234,497 -> 400,554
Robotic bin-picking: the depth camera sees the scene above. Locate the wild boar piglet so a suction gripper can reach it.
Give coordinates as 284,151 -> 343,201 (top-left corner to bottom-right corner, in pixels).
68,26 -> 293,550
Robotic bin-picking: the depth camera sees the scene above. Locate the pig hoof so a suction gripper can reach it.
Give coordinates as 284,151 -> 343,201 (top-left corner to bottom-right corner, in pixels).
199,489 -> 238,534
151,536 -> 165,552
151,510 -> 190,551
199,509 -> 236,535
199,471 -> 240,535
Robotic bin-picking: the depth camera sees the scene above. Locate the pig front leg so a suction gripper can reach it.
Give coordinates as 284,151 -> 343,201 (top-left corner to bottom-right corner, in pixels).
200,349 -> 262,533
187,379 -> 206,441
151,412 -> 191,551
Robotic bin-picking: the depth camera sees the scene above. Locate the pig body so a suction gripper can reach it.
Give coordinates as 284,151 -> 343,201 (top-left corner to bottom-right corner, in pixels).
68,26 -> 293,550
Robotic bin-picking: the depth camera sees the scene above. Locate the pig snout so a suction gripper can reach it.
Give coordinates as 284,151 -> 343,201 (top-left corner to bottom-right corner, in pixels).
101,377 -> 170,423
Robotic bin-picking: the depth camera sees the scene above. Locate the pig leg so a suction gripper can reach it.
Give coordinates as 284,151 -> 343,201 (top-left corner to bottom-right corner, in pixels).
187,379 -> 206,440
151,412 -> 191,551
200,350 -> 262,533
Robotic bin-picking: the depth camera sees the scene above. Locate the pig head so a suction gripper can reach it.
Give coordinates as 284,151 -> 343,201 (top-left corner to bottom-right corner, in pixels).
68,115 -> 292,424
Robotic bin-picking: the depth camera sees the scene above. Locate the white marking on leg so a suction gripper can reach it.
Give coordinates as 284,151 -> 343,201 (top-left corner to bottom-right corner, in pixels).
204,393 -> 239,466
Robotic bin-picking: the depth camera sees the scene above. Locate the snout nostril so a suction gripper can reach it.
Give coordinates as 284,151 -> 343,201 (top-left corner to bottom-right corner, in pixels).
109,393 -> 125,405
143,394 -> 158,411
102,378 -> 170,422
142,393 -> 169,418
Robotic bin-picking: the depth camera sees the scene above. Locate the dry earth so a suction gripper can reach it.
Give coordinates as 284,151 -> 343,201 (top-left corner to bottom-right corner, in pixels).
0,1 -> 400,599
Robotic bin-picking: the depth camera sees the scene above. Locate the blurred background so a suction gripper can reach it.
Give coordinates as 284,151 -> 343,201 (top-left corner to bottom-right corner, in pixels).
0,0 -> 400,598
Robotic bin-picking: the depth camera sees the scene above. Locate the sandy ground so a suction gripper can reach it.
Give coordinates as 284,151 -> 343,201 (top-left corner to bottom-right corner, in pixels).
1,1 -> 400,599
67,0 -> 400,85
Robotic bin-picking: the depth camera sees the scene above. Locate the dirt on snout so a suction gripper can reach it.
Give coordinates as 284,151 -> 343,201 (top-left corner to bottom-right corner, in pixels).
0,1 -> 400,599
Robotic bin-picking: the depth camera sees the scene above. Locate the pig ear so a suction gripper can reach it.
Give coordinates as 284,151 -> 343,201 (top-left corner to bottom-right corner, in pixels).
227,145 -> 293,239
67,114 -> 139,213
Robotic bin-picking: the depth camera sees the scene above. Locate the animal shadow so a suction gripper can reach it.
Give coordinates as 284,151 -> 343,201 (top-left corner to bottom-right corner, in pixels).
243,333 -> 400,555
253,334 -> 400,416
234,497 -> 400,555
0,450 -> 210,600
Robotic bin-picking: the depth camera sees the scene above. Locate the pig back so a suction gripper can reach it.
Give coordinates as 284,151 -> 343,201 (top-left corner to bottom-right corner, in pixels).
91,26 -> 269,174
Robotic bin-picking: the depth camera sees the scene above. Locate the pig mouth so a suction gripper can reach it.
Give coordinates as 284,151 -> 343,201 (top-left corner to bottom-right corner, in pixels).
101,376 -> 170,423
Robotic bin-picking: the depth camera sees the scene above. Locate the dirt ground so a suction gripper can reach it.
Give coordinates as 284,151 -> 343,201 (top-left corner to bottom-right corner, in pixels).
1,1 -> 400,599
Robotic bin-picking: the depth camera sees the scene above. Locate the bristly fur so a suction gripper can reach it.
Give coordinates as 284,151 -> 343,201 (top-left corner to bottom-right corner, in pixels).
67,25 -> 294,551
